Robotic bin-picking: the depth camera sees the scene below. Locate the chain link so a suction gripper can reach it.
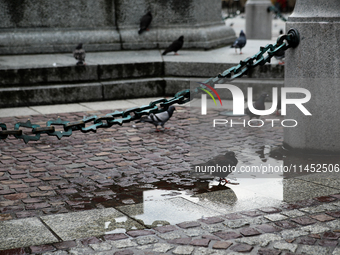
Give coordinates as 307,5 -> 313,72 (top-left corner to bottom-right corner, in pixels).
0,29 -> 299,144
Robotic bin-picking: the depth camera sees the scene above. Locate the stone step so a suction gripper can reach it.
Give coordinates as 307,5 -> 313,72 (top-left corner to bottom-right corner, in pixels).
0,77 -> 283,108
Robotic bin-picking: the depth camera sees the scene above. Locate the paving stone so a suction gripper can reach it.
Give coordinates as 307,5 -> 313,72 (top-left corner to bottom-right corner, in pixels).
0,213 -> 13,221
154,225 -> 177,233
291,216 -> 317,226
240,210 -> 263,217
274,221 -> 297,229
53,241 -> 77,250
25,202 -> 50,210
81,236 -> 101,245
280,229 -> 309,239
157,231 -> 183,240
224,213 -> 243,220
136,236 -> 159,245
257,248 -> 282,255
214,231 -> 242,240
89,242 -> 112,251
280,209 -> 305,218
190,238 -> 210,247
172,245 -> 195,255
114,250 -> 134,255
314,196 -> 337,203
104,233 -> 129,241
169,238 -> 192,245
212,241 -> 233,249
264,214 -> 288,222
259,207 -> 282,214
230,243 -> 253,252
297,237 -> 317,245
240,227 -> 261,237
126,230 -> 154,237
30,244 -> 56,253
224,219 -> 250,229
111,239 -> 137,249
3,193 -> 28,200
201,223 -> 226,233
202,235 -> 220,240
152,243 -> 174,253
256,224 -> 281,233
323,231 -> 340,240
177,221 -> 201,229
70,248 -> 96,255
236,233 -> 282,247
299,244 -> 330,255
311,214 -> 335,222
300,204 -> 338,214
0,201 -> 18,207
326,211 -> 340,218
200,217 -> 224,225
301,223 -> 330,234
273,242 -> 298,253
22,198 -> 43,204
30,191 -> 55,197
319,239 -> 338,247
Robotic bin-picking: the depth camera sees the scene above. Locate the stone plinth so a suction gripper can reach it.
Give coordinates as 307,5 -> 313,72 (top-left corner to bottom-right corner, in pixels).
245,0 -> 272,39
284,0 -> 340,154
0,0 -> 235,54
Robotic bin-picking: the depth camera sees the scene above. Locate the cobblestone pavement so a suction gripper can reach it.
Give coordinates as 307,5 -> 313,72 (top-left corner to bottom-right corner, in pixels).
1,194 -> 340,254
0,106 -> 340,254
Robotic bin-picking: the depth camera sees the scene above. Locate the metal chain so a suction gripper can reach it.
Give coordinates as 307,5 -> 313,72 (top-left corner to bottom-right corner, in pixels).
0,29 -> 299,144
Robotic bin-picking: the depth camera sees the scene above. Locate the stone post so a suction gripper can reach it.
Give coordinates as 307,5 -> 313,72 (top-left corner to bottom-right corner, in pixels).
245,0 -> 272,39
284,0 -> 340,154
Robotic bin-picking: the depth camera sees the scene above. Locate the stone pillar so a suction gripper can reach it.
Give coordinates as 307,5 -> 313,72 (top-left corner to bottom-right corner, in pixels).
0,0 -> 235,54
284,0 -> 340,154
245,0 -> 272,39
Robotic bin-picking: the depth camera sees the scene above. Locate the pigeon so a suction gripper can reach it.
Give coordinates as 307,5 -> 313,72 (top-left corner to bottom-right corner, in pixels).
138,11 -> 152,35
73,43 -> 86,65
135,106 -> 176,131
245,93 -> 268,120
231,30 -> 246,54
273,47 -> 285,65
193,151 -> 239,185
162,36 -> 184,55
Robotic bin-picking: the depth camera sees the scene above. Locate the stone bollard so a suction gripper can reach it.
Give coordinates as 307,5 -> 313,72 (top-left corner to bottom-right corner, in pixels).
245,0 -> 272,39
284,0 -> 340,154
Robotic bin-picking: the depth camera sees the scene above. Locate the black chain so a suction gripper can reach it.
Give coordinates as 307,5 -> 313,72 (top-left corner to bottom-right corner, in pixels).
0,29 -> 299,144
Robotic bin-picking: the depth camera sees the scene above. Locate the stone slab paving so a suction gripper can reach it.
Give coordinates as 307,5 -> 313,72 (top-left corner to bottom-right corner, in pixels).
0,106 -> 340,253
0,194 -> 339,254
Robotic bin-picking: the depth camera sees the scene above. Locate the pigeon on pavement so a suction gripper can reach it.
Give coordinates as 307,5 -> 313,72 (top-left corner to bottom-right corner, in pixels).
194,151 -> 239,185
73,43 -> 86,65
138,11 -> 152,34
135,106 -> 176,131
231,30 -> 246,54
162,36 -> 184,55
245,93 -> 268,120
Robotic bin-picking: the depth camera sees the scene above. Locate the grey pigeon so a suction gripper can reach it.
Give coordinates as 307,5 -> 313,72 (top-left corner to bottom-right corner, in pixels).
138,11 -> 152,35
135,105 -> 176,131
194,151 -> 238,185
162,36 -> 184,55
245,93 -> 268,119
73,43 -> 86,65
231,30 -> 246,54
